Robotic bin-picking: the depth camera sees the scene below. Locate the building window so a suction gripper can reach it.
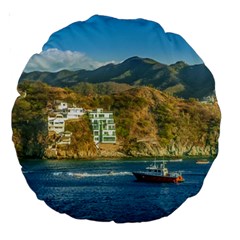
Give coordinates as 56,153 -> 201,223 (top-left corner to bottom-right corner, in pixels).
102,124 -> 107,130
103,137 -> 116,142
92,125 -> 99,130
108,125 -> 115,130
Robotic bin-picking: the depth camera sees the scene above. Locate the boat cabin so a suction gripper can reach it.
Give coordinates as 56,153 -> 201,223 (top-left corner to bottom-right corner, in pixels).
146,162 -> 169,176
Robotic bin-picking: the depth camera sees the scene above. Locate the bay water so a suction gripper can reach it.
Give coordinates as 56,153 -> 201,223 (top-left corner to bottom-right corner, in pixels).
20,158 -> 212,223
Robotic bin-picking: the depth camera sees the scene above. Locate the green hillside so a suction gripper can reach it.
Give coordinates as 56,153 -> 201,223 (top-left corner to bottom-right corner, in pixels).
12,81 -> 220,159
19,56 -> 215,100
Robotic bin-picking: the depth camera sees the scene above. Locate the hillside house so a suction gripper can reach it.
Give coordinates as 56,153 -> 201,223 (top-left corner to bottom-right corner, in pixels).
67,107 -> 85,119
201,95 -> 216,104
57,102 -> 68,111
47,101 -> 86,146
48,114 -> 65,134
89,108 -> 116,144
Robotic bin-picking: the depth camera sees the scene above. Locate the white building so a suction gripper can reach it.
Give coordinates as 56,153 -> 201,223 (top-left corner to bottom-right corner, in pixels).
48,114 -> 65,134
89,108 -> 116,144
57,102 -> 68,111
67,108 -> 85,119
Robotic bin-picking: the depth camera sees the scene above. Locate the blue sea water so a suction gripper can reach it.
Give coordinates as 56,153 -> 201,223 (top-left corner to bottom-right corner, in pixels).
20,158 -> 212,223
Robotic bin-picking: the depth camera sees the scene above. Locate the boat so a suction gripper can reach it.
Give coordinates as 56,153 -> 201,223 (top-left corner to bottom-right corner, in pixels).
169,158 -> 183,162
196,159 -> 209,164
132,160 -> 184,183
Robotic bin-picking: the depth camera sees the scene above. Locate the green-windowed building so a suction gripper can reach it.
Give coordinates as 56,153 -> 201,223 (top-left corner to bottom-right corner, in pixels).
89,108 -> 116,144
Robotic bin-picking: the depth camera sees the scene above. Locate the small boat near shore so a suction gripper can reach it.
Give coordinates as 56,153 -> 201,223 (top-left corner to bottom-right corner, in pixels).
169,159 -> 183,162
196,159 -> 209,164
132,160 -> 184,183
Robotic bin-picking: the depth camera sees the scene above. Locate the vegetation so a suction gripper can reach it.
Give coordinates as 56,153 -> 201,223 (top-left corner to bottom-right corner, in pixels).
12,81 -> 49,158
72,82 -> 133,96
12,81 -> 221,159
47,116 -> 97,158
19,56 -> 215,100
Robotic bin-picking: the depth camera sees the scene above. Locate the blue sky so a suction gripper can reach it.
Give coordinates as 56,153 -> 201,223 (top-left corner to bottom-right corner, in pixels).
24,15 -> 203,72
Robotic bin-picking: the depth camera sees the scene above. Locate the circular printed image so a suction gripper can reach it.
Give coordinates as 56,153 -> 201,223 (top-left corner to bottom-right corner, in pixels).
12,15 -> 221,222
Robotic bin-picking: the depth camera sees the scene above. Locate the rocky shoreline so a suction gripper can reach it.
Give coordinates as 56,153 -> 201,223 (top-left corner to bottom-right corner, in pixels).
44,141 -> 217,160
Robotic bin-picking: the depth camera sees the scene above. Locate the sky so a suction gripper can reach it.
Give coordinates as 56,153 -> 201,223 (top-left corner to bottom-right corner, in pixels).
24,15 -> 203,72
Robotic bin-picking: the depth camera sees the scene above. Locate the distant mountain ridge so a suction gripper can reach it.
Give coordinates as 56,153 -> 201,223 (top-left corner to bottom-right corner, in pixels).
19,56 -> 215,99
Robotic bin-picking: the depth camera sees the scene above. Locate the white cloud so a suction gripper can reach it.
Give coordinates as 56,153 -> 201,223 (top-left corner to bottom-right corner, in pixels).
23,48 -> 115,72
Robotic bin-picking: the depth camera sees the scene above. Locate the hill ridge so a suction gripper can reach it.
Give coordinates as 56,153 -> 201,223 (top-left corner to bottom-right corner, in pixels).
12,81 -> 221,159
19,56 -> 215,100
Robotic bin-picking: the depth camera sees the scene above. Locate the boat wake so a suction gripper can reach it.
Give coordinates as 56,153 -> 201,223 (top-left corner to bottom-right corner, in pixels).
53,171 -> 132,178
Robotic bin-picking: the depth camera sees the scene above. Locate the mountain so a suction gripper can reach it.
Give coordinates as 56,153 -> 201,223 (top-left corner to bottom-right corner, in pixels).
19,56 -> 215,99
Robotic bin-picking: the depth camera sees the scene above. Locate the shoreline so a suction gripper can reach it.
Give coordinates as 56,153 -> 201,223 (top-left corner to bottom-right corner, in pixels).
18,154 -> 217,162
